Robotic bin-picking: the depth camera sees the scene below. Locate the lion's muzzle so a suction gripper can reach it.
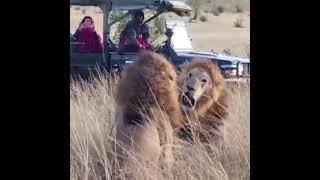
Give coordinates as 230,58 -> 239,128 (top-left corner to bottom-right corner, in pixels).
182,92 -> 195,108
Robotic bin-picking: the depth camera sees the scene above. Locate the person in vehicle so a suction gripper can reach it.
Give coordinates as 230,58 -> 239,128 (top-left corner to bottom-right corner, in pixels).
157,28 -> 174,60
120,29 -> 150,49
118,29 -> 151,52
120,10 -> 151,47
73,16 -> 103,53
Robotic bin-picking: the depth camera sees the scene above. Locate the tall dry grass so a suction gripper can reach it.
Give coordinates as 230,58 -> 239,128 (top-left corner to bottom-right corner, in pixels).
70,75 -> 250,180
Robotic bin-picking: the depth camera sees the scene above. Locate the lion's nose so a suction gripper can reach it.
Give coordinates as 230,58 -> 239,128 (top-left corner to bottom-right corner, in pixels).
187,85 -> 195,91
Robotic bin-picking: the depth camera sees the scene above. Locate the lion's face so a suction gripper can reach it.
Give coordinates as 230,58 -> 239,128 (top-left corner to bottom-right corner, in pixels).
179,67 -> 213,111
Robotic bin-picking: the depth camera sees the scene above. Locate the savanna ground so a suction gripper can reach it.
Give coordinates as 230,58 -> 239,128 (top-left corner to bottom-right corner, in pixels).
70,0 -> 250,179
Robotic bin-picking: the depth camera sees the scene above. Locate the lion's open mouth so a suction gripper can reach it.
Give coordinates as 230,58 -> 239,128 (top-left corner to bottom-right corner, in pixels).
182,92 -> 195,108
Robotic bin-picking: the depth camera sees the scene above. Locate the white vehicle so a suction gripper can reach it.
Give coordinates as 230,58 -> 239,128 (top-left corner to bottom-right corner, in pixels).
161,20 -> 250,82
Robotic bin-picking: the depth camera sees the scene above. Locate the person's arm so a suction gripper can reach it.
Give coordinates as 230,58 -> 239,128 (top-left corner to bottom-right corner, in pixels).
120,21 -> 132,39
142,23 -> 150,42
73,29 -> 81,41
74,23 -> 85,41
119,29 -> 126,40
95,32 -> 103,45
97,34 -> 103,52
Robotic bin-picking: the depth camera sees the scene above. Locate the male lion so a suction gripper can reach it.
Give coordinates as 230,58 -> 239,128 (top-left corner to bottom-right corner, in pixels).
112,51 -> 182,179
177,59 -> 229,144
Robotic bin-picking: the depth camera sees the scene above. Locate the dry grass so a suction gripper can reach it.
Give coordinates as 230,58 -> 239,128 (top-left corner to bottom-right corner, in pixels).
235,5 -> 244,13
70,74 -> 250,180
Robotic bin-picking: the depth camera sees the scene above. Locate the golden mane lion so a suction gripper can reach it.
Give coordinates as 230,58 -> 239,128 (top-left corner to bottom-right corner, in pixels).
177,59 -> 229,144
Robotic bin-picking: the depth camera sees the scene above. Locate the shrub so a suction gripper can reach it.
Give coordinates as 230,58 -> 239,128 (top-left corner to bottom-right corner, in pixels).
200,15 -> 208,22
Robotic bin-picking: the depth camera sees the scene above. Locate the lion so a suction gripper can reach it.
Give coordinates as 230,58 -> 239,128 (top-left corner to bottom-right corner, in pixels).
176,59 -> 229,144
112,51 -> 182,179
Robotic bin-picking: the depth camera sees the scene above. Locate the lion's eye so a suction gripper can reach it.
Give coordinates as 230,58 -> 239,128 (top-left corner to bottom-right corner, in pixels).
189,73 -> 192,77
202,79 -> 207,83
169,76 -> 173,81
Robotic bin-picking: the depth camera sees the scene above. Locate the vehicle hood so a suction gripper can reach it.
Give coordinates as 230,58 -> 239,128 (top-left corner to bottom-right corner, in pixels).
175,50 -> 250,64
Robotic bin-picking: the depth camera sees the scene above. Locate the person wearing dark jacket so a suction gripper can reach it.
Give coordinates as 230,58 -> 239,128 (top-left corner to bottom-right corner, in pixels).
157,28 -> 174,60
120,10 -> 150,45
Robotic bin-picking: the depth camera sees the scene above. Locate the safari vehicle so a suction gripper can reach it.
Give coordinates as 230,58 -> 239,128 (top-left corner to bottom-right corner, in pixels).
70,0 -> 192,78
70,0 -> 250,82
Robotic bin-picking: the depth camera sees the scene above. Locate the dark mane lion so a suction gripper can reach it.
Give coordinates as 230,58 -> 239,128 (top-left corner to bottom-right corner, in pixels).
112,51 -> 182,178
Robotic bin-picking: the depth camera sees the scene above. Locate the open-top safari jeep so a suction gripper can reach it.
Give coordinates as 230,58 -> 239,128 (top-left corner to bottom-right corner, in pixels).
70,0 -> 250,82
70,0 -> 192,78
